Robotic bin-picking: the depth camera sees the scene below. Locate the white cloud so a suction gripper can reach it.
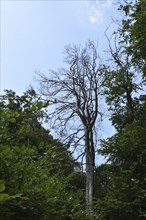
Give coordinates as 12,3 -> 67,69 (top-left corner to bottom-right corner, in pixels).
86,0 -> 113,24
96,0 -> 113,9
89,5 -> 102,24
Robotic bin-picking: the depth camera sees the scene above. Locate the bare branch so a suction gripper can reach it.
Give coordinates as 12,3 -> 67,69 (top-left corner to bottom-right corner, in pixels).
37,41 -> 104,206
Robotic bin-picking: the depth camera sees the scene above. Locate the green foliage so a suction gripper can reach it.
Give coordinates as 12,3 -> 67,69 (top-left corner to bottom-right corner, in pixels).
0,89 -> 85,219
119,0 -> 146,77
0,180 -> 9,203
97,124 -> 146,219
94,1 -> 146,219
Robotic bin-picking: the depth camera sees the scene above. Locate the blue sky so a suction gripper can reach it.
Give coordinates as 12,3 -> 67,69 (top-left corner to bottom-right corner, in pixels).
1,0 -> 120,141
1,0 -> 120,94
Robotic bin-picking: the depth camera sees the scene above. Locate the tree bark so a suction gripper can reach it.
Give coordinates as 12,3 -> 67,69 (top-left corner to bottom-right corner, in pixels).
85,129 -> 94,207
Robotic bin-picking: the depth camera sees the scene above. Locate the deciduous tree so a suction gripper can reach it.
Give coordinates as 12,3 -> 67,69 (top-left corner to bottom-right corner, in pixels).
37,41 -> 104,207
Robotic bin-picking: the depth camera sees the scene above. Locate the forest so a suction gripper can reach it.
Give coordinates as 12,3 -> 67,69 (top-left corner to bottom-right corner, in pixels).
0,0 -> 146,219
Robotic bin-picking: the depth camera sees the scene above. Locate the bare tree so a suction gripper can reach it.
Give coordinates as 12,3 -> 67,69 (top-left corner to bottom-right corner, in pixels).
37,41 -> 103,207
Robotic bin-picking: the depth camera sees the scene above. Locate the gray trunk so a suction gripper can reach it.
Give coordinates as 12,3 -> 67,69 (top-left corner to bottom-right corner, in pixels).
86,148 -> 94,206
85,129 -> 94,207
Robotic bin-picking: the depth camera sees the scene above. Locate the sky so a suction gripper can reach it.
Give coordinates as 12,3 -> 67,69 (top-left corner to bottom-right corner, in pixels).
1,0 -> 120,142
1,0 -> 121,93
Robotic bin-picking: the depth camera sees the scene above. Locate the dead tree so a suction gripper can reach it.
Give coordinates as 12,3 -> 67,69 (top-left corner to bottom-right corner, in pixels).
37,41 -> 103,207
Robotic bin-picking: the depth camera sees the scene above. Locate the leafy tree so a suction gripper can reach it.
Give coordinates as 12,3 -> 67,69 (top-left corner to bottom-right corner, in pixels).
119,0 -> 146,77
0,89 -> 85,219
94,1 -> 146,219
103,17 -> 145,130
97,122 -> 146,219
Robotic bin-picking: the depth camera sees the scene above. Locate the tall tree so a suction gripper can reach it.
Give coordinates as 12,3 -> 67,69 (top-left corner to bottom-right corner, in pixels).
94,1 -> 146,219
103,30 -> 142,130
37,41 -> 103,207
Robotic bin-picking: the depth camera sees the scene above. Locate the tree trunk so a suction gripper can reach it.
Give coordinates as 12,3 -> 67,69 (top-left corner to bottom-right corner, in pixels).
86,148 -> 94,206
85,129 -> 94,207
